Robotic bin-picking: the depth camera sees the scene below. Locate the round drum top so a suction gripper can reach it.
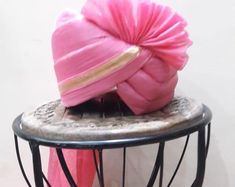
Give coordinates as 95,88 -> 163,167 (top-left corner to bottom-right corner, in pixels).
14,94 -> 211,148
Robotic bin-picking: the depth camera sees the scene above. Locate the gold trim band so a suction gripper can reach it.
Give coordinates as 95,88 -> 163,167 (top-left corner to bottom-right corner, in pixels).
59,46 -> 141,94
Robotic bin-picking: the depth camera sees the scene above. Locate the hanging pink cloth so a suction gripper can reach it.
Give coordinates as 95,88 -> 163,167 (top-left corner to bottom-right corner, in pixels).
48,149 -> 96,187
48,0 -> 192,186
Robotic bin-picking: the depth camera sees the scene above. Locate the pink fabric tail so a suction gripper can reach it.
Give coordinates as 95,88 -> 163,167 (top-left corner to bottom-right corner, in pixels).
48,149 -> 96,187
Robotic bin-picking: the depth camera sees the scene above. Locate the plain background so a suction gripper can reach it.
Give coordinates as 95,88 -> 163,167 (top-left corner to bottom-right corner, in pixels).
0,0 -> 234,186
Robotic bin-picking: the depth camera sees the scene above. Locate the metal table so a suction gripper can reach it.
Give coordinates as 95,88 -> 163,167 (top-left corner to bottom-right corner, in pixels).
12,95 -> 212,187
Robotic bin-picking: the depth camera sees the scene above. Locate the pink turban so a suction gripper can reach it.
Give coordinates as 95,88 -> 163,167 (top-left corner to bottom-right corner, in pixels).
49,1 -> 192,187
52,0 -> 192,115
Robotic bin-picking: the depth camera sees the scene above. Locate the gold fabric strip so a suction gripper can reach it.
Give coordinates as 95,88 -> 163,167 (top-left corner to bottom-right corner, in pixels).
59,46 -> 141,94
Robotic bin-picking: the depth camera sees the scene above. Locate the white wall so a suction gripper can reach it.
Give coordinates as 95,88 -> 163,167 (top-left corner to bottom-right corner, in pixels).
0,0 -> 234,186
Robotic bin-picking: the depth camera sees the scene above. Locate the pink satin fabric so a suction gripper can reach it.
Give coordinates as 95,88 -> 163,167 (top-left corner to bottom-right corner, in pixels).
49,0 -> 192,186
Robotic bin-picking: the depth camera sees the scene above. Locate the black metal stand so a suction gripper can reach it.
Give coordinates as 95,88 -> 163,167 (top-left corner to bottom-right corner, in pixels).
12,97 -> 212,187
13,122 -> 211,187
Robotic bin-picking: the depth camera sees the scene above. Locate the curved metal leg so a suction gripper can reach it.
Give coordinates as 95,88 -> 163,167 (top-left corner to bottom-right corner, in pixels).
56,148 -> 77,187
98,149 -> 105,187
29,142 -> 44,187
206,123 -> 211,158
42,172 -> 52,187
167,135 -> 190,187
14,135 -> 32,187
147,142 -> 165,187
159,147 -> 164,187
122,147 -> 126,187
191,127 -> 206,187
93,150 -> 101,181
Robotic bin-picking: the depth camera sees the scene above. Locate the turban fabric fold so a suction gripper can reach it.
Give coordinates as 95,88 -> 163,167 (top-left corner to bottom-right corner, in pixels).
49,0 -> 192,186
